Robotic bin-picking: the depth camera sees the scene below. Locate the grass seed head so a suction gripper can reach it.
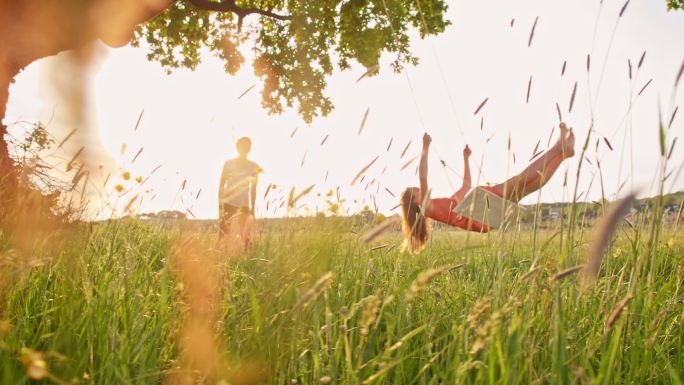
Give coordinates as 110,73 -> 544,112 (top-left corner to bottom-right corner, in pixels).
406,265 -> 451,301
467,297 -> 492,329
605,294 -> 633,332
294,272 -> 333,309
553,264 -> 585,281
583,193 -> 636,284
360,294 -> 382,336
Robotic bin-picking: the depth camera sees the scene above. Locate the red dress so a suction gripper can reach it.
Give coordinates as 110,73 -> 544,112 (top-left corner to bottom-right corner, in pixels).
424,187 -> 501,233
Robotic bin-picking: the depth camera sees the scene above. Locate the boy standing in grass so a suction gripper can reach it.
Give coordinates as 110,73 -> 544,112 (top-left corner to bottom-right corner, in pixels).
218,137 -> 261,248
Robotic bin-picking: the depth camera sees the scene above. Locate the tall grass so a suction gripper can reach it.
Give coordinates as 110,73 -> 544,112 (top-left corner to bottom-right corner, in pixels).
1,210 -> 682,384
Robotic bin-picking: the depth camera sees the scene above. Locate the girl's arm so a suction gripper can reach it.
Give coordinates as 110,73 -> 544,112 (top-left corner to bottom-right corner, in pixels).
462,145 -> 472,190
419,133 -> 431,201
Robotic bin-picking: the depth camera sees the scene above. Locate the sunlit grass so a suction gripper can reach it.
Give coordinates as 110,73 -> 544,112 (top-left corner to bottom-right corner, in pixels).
1,213 -> 682,384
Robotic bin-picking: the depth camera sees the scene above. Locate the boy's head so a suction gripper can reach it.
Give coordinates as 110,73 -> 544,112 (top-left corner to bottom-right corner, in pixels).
236,137 -> 252,157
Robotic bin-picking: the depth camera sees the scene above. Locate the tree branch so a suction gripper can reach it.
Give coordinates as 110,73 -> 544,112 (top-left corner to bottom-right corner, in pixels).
186,0 -> 292,20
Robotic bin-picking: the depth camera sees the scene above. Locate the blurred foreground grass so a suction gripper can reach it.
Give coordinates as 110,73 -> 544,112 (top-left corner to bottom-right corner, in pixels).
0,215 -> 682,384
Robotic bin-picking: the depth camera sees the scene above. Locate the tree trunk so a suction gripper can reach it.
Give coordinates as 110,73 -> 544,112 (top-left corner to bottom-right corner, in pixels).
0,63 -> 19,221
0,0 -> 170,223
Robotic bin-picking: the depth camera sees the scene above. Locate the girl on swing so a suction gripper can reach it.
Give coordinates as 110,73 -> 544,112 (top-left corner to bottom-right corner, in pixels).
400,123 -> 575,252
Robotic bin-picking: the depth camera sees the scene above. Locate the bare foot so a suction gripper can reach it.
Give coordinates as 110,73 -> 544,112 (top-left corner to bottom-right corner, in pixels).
556,123 -> 575,158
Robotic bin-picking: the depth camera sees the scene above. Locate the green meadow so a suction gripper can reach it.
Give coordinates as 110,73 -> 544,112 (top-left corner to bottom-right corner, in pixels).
1,210 -> 682,384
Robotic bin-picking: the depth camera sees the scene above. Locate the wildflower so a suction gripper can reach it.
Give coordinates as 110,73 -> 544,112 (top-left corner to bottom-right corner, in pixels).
122,171 -> 131,181
20,348 -> 48,380
114,184 -> 124,193
135,176 -> 143,184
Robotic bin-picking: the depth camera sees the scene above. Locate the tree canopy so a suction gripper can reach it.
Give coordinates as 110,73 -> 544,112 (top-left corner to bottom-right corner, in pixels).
133,0 -> 450,123
667,0 -> 684,10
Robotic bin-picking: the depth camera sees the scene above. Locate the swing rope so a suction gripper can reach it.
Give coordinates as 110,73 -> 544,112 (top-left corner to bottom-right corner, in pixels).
378,0 -> 462,192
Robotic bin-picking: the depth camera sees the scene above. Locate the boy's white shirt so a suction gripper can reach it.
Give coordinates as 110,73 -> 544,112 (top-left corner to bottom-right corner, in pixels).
220,158 -> 260,208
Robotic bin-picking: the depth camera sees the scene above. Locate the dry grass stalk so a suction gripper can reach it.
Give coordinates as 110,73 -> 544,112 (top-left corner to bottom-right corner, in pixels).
293,272 -> 333,309
351,156 -> 379,185
288,184 -> 315,208
637,50 -> 646,68
134,109 -> 144,131
547,125 -> 556,147
605,294 -> 633,332
521,266 -> 540,280
561,60 -> 567,76
356,64 -> 380,82
166,238 -> 225,385
386,137 -> 393,151
290,127 -> 298,138
619,0 -> 630,17
603,137 -> 614,151
66,146 -> 85,172
669,106 -> 678,129
360,294 -> 381,336
358,107 -> 370,135
556,102 -> 562,122
123,194 -> 139,214
553,264 -> 585,281
668,137 -> 677,160
586,54 -> 591,72
237,84 -> 256,99
528,16 -> 538,47
400,141 -> 412,158
637,79 -> 652,96
131,147 -> 143,163
531,139 -> 541,159
676,60 -> 684,87
388,325 -> 427,352
362,216 -> 400,243
56,128 -> 77,150
474,98 -> 488,115
320,134 -> 329,146
628,59 -> 633,80
569,82 -> 578,113
582,193 -> 636,283
400,155 -> 418,171
369,244 -> 389,251
526,75 -> 532,103
384,187 -> 395,197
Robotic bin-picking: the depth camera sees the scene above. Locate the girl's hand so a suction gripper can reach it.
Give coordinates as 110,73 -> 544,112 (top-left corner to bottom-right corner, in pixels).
463,145 -> 472,158
422,133 -> 432,148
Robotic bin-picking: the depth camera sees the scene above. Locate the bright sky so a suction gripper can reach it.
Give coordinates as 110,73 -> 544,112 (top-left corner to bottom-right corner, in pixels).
5,0 -> 684,219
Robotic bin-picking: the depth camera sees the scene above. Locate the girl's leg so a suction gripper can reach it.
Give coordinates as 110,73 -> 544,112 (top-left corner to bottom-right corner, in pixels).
489,126 -> 574,202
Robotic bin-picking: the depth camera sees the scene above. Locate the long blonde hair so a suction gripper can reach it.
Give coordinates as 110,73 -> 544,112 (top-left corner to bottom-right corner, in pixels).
400,188 -> 429,253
